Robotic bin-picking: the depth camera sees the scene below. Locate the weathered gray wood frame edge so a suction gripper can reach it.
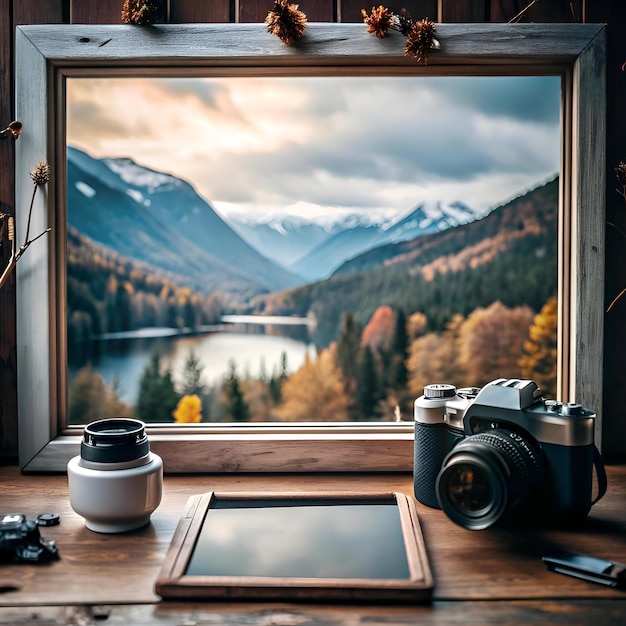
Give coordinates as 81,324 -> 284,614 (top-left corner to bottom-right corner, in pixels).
15,23 -> 606,472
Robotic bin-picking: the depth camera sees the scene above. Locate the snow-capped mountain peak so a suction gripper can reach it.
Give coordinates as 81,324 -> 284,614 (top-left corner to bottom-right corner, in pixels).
103,157 -> 181,193
226,201 -> 479,282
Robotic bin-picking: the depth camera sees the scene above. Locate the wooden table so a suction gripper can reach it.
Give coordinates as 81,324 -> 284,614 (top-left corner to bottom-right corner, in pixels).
1,464 -> 626,625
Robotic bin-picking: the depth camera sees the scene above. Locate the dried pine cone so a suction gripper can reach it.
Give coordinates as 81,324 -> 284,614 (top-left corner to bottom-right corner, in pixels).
266,0 -> 308,45
361,5 -> 394,38
121,0 -> 159,25
30,161 -> 50,186
616,161 -> 626,188
404,18 -> 439,65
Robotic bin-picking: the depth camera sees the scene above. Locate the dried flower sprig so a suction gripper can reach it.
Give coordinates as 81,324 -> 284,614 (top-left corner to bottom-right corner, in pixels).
393,8 -> 416,36
0,120 -> 22,139
266,0 -> 308,45
404,18 -> 439,65
606,161 -> 626,312
361,6 -> 439,65
0,161 -> 52,290
616,161 -> 626,190
361,5 -> 394,38
121,0 -> 159,25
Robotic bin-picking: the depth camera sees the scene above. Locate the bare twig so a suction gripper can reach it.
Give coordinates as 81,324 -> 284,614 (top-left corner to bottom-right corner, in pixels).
607,220 -> 626,242
508,0 -> 541,23
607,287 -> 626,313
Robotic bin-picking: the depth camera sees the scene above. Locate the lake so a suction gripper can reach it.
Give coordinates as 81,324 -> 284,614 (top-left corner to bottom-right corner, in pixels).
71,316 -> 316,405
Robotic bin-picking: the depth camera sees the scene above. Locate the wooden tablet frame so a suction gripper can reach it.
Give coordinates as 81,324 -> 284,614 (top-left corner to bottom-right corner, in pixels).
155,491 -> 433,603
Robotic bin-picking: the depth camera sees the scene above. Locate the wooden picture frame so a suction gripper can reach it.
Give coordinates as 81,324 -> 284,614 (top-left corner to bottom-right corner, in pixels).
155,491 -> 433,603
14,23 -> 606,472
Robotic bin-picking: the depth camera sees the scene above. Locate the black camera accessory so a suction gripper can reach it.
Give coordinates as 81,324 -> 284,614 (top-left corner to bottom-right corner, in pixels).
81,417 -> 150,464
543,551 -> 626,588
0,514 -> 59,563
37,513 -> 60,527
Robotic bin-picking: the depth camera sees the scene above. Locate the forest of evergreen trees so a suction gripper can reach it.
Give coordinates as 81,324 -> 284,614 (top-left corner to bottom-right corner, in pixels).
67,226 -> 223,365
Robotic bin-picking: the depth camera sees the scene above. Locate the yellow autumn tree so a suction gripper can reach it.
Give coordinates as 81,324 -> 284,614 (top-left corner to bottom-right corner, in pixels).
407,311 -> 428,340
273,348 -> 350,422
519,296 -> 558,398
173,394 -> 202,424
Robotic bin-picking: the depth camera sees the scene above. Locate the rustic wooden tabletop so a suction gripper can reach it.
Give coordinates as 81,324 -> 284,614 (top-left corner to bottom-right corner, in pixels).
1,465 -> 626,625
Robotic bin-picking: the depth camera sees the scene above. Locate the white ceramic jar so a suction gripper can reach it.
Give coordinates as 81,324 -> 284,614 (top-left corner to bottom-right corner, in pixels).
67,418 -> 163,533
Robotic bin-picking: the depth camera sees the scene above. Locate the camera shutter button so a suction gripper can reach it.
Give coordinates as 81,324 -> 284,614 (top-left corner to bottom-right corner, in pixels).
560,402 -> 583,416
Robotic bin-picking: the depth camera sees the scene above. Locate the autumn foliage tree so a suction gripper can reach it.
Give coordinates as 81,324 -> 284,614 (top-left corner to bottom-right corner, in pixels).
361,305 -> 395,353
273,348 -> 350,422
519,296 -> 558,398
408,314 -> 465,397
457,301 -> 534,386
173,394 -> 202,424
408,302 -> 536,395
68,364 -> 130,424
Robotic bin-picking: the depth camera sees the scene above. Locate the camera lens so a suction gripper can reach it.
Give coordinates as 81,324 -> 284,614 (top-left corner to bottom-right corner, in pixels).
446,462 -> 498,512
81,417 -> 150,465
436,429 -> 543,530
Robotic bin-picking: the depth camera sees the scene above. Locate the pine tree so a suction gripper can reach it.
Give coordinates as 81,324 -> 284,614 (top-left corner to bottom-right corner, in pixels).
135,351 -> 179,423
180,349 -> 208,397
179,349 -> 210,421
388,308 -> 409,388
335,312 -> 362,383
222,361 -> 250,422
355,346 -> 383,420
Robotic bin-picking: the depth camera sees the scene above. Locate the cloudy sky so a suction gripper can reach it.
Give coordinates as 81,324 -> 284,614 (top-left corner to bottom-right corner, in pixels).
66,75 -> 560,222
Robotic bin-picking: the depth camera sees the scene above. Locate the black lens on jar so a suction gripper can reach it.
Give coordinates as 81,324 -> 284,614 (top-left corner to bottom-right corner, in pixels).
81,418 -> 150,464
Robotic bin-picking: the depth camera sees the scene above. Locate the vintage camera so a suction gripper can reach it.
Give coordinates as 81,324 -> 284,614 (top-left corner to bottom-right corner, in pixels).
0,514 -> 59,563
413,378 -> 606,530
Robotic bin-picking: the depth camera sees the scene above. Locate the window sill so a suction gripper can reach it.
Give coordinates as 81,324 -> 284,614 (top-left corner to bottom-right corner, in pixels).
22,429 -> 415,473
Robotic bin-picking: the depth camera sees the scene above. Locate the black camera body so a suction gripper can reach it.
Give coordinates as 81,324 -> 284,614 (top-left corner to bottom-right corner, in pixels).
0,514 -> 59,563
414,378 -> 603,530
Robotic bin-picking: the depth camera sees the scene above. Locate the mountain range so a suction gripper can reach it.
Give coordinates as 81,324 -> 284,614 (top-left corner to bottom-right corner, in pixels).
251,176 -> 559,345
68,146 -> 481,292
227,200 -> 478,281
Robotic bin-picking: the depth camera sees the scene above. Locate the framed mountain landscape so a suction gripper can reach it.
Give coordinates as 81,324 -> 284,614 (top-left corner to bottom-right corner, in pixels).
65,73 -> 561,426
14,23 -> 605,471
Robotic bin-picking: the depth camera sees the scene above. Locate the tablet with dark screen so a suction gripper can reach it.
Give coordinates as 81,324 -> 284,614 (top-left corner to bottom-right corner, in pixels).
156,492 -> 433,603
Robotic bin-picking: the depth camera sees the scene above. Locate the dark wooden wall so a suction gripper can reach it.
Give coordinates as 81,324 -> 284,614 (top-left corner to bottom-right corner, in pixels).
1,0 -> 625,460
